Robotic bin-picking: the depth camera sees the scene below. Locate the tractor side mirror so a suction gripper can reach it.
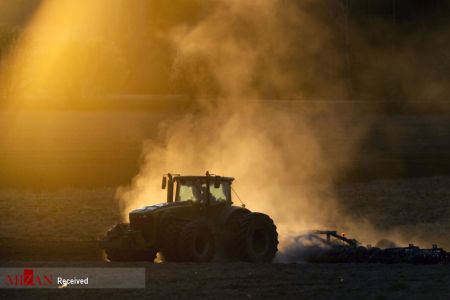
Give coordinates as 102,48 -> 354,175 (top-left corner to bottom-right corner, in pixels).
162,176 -> 167,189
213,176 -> 221,189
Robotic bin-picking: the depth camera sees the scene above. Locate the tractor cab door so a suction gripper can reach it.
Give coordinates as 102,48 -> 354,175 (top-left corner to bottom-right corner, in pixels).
206,180 -> 231,222
173,179 -> 208,219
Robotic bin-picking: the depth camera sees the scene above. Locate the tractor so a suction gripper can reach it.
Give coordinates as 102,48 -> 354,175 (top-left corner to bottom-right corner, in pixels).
100,172 -> 278,262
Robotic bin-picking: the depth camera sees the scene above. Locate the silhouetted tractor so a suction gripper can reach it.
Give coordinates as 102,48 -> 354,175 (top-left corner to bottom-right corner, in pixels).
101,172 -> 278,262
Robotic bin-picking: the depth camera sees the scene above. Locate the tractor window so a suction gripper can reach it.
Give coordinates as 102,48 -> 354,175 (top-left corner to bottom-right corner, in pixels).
175,181 -> 200,202
175,181 -> 202,202
209,181 -> 230,203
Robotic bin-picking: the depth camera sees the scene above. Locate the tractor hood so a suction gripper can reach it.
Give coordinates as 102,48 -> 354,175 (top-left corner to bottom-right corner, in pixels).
129,201 -> 192,216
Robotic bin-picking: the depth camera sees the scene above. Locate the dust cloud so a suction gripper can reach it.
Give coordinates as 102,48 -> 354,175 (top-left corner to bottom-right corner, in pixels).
0,0 -> 447,258
116,0 -> 373,252
117,1 -> 449,255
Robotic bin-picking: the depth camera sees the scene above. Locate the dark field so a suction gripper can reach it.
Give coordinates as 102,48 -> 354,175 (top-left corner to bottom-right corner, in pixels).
0,176 -> 449,299
0,176 -> 449,262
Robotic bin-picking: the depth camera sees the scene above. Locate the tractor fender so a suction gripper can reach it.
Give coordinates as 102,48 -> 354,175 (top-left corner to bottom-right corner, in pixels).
220,206 -> 250,227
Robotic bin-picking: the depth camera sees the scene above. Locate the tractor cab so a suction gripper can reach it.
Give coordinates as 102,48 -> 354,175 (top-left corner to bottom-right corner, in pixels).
162,172 -> 234,205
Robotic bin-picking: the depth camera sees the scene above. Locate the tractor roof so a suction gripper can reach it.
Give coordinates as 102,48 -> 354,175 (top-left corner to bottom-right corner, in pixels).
173,175 -> 234,182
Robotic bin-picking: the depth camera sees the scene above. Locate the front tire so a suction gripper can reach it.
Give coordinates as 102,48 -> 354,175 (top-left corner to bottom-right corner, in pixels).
161,220 -> 187,262
179,222 -> 215,262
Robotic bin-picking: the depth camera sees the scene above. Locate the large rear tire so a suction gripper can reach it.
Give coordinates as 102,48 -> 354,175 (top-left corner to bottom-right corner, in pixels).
234,213 -> 278,262
179,222 -> 214,262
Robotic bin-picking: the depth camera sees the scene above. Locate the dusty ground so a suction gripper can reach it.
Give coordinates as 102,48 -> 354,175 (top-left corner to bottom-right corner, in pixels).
1,176 -> 449,260
336,177 -> 450,249
0,177 -> 449,299
0,188 -> 117,243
